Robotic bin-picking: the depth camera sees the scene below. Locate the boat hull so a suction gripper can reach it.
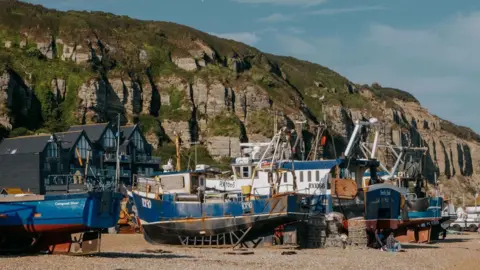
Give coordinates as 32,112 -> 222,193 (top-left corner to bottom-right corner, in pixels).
132,192 -> 322,245
0,191 -> 123,234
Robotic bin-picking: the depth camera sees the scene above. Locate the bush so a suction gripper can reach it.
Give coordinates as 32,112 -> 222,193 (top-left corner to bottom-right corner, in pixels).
207,113 -> 241,137
9,127 -> 32,137
440,120 -> 480,143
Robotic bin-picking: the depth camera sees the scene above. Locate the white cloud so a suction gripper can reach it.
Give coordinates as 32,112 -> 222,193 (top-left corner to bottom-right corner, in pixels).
234,0 -> 327,6
270,12 -> 480,132
259,13 -> 294,23
310,6 -> 386,15
209,32 -> 260,46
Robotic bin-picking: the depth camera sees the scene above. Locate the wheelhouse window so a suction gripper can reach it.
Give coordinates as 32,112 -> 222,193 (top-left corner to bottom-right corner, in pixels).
242,166 -> 250,178
308,171 -> 312,182
103,129 -> 116,149
46,142 -> 60,158
300,171 -> 304,182
283,172 -> 287,183
75,136 -> 92,160
316,170 -> 320,182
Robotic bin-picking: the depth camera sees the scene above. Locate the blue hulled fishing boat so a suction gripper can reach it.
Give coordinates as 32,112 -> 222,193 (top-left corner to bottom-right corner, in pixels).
131,170 -> 327,247
0,189 -> 123,254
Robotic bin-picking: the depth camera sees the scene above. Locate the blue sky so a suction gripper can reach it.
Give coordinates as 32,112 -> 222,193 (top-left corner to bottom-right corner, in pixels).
26,0 -> 480,133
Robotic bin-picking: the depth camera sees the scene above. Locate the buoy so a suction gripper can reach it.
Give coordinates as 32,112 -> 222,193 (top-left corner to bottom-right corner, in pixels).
320,136 -> 327,146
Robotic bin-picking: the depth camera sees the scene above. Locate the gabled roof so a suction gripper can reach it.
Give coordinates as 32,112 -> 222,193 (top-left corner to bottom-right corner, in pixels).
0,134 -> 56,155
54,130 -> 89,150
120,125 -> 136,140
68,123 -> 110,142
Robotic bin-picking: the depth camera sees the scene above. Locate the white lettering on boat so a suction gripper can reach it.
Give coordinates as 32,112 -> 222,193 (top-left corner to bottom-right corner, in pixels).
142,198 -> 152,209
55,201 -> 80,206
241,201 -> 253,210
380,189 -> 391,196
308,183 -> 326,189
219,181 -> 236,188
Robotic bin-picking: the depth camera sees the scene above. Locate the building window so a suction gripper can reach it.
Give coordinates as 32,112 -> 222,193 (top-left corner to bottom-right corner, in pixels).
75,136 -> 92,160
46,142 -> 59,158
103,129 -> 116,149
308,171 -> 312,182
133,130 -> 145,152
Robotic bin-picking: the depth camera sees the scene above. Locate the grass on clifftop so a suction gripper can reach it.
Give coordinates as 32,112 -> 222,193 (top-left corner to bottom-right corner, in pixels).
440,120 -> 480,143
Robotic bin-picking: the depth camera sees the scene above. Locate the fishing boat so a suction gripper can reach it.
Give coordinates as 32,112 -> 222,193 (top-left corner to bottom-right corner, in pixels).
322,118 -> 412,236
205,124 -> 336,195
0,190 -> 122,254
356,129 -> 453,242
131,171 -> 326,247
0,115 -> 125,254
129,129 -> 330,246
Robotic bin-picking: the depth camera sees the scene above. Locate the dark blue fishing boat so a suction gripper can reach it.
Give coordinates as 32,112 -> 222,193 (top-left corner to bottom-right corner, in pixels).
131,171 -> 327,247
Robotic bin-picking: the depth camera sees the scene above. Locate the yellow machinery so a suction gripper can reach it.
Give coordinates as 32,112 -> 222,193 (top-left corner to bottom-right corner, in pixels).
115,195 -> 141,233
0,187 -> 32,195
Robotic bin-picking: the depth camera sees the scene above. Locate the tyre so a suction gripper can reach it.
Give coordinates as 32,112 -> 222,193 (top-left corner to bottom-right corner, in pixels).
451,224 -> 461,231
468,224 -> 478,232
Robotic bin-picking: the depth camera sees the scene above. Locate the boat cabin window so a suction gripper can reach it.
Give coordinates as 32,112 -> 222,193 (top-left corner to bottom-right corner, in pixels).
300,171 -> 304,182
283,172 -> 287,183
316,170 -> 320,182
242,167 -> 249,178
190,175 -> 199,193
234,166 -> 252,178
161,175 -> 185,190
308,171 -> 312,182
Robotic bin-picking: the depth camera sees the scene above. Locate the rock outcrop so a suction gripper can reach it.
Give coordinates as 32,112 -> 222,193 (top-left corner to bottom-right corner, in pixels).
0,0 -> 479,204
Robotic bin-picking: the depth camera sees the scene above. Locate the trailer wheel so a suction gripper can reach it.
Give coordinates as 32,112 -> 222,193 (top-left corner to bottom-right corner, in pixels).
451,224 -> 461,231
468,224 -> 478,232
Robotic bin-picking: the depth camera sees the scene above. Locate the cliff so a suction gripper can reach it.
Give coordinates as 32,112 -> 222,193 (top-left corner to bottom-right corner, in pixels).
0,0 -> 479,204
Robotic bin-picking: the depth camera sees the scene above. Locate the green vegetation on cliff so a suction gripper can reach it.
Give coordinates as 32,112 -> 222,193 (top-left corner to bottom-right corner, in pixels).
440,120 -> 480,143
0,0 -> 477,146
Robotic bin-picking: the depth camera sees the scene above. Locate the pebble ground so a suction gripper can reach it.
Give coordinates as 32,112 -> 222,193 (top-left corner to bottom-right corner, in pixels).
1,233 -> 479,270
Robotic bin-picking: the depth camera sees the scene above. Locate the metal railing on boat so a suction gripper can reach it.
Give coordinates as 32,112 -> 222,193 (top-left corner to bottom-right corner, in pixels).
132,175 -> 329,204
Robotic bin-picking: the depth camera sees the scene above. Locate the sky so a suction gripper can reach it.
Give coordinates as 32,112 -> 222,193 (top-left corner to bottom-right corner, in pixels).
25,0 -> 480,133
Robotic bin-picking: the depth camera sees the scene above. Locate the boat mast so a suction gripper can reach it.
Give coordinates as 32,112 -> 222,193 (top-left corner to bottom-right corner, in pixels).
175,131 -> 181,171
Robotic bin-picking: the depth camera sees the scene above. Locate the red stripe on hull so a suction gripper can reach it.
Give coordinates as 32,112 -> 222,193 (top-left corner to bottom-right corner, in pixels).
1,224 -> 87,234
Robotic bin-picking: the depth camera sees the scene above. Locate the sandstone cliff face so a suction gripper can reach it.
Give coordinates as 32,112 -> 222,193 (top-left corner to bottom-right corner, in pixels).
0,1 -> 479,204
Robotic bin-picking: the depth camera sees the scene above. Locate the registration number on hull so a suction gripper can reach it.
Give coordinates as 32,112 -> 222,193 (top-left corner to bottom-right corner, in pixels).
141,198 -> 152,209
